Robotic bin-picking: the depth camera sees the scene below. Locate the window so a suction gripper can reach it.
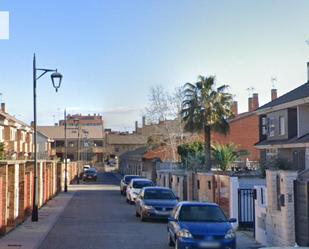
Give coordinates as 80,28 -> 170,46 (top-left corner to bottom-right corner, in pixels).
269,118 -> 275,137
197,180 -> 200,190
279,116 -> 285,135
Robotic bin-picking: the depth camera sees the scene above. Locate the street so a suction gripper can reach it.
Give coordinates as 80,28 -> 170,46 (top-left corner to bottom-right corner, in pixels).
38,172 -> 260,249
38,172 -> 170,249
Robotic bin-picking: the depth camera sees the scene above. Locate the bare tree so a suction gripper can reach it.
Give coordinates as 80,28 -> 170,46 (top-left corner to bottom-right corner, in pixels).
145,85 -> 185,162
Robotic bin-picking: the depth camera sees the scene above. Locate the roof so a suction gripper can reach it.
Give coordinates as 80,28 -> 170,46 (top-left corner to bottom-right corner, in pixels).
106,133 -> 147,145
0,110 -> 31,129
258,82 -> 309,110
37,125 -> 104,139
143,146 -> 176,161
119,146 -> 148,159
229,111 -> 256,123
255,132 -> 309,147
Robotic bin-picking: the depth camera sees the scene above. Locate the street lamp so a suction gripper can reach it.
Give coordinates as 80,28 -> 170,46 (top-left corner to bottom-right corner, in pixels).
32,53 -> 63,222
73,118 -> 81,184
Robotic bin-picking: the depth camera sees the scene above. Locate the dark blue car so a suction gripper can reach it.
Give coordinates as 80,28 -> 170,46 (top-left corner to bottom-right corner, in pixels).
135,187 -> 178,221
167,202 -> 237,249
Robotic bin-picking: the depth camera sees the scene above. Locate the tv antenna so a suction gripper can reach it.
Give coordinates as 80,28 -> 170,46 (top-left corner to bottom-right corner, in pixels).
246,87 -> 255,97
0,93 -> 2,103
271,76 -> 277,89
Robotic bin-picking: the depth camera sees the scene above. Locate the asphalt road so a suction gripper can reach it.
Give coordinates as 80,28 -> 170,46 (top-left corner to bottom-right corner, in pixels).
38,172 -> 170,249
38,172 -> 260,249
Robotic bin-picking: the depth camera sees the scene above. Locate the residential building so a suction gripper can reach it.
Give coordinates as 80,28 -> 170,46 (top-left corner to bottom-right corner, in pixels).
254,62 -> 309,247
37,131 -> 55,160
255,64 -> 309,170
38,125 -> 105,163
105,132 -> 147,158
0,103 -> 34,160
58,113 -> 104,127
212,95 -> 260,161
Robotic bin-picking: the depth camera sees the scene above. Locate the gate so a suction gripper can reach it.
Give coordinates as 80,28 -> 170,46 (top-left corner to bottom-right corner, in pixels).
238,189 -> 256,229
294,180 -> 309,246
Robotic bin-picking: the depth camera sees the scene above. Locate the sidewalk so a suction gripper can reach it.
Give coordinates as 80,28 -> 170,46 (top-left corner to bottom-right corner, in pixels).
0,191 -> 75,249
237,230 -> 261,249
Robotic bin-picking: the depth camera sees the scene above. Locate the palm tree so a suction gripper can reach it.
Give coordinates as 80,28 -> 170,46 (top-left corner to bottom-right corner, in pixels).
212,143 -> 239,171
181,76 -> 234,171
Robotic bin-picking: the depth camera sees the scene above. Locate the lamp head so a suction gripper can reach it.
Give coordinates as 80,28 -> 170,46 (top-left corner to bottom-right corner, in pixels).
51,71 -> 63,92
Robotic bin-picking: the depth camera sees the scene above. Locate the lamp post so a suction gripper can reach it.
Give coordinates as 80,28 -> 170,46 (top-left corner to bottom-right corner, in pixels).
73,118 -> 81,184
32,53 -> 63,222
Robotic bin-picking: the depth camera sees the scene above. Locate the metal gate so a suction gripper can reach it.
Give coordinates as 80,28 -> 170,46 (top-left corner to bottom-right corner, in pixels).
238,189 -> 256,229
294,180 -> 309,246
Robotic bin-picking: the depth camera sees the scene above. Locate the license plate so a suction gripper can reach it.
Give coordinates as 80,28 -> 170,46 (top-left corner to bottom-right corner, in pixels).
199,241 -> 220,248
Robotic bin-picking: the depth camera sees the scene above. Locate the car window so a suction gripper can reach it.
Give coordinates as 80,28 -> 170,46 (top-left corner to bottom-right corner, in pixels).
124,176 -> 140,184
132,181 -> 153,189
178,205 -> 228,222
144,189 -> 176,200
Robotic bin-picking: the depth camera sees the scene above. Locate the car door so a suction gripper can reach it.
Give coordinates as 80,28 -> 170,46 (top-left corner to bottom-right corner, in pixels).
168,204 -> 181,240
135,190 -> 144,213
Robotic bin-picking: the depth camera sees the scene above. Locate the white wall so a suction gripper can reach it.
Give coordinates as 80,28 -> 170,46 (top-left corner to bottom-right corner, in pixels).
229,177 -> 239,229
298,104 -> 309,137
255,185 -> 267,246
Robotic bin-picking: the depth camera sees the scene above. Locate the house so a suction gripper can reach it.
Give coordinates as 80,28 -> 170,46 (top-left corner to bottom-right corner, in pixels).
38,125 -> 105,163
254,62 -> 309,247
37,131 -> 54,160
0,103 -> 34,160
105,132 -> 147,158
212,94 -> 262,161
255,64 -> 309,171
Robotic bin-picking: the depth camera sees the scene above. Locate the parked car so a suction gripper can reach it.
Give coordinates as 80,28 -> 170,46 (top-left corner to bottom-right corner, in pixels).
120,175 -> 142,195
167,202 -> 237,249
126,178 -> 154,204
82,168 -> 98,181
135,187 -> 178,222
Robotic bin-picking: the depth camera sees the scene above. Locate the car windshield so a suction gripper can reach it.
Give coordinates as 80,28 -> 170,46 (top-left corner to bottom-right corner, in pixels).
85,169 -> 96,174
144,189 -> 176,200
124,176 -> 140,184
132,181 -> 153,189
178,205 -> 228,222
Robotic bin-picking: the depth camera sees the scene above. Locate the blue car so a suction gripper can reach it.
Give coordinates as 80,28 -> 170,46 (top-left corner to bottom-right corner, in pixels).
167,202 -> 237,249
135,187 -> 178,221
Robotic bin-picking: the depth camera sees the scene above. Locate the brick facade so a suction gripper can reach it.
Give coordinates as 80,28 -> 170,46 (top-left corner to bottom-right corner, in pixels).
212,113 -> 260,160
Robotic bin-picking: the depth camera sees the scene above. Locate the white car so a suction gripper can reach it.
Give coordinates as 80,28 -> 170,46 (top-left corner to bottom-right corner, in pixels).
126,178 -> 154,204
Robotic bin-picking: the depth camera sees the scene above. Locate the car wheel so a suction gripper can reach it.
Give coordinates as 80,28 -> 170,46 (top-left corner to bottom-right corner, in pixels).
168,233 -> 175,247
140,212 -> 146,222
175,238 -> 180,249
135,210 -> 140,217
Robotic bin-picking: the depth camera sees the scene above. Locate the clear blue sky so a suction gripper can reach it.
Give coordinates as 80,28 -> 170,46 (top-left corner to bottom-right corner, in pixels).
0,0 -> 309,130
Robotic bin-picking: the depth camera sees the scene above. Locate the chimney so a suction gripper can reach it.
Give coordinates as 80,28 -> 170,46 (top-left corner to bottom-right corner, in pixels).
232,101 -> 238,116
135,121 -> 138,132
248,97 -> 253,112
252,93 -> 259,111
1,103 -> 6,113
271,89 -> 277,101
142,116 -> 146,127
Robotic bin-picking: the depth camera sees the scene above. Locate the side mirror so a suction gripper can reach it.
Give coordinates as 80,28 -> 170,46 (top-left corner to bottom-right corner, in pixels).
168,216 -> 177,222
176,196 -> 180,201
229,218 -> 237,223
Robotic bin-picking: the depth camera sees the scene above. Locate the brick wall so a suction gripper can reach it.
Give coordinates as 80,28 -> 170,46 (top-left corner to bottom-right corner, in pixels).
212,114 -> 260,160
0,160 -> 78,235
